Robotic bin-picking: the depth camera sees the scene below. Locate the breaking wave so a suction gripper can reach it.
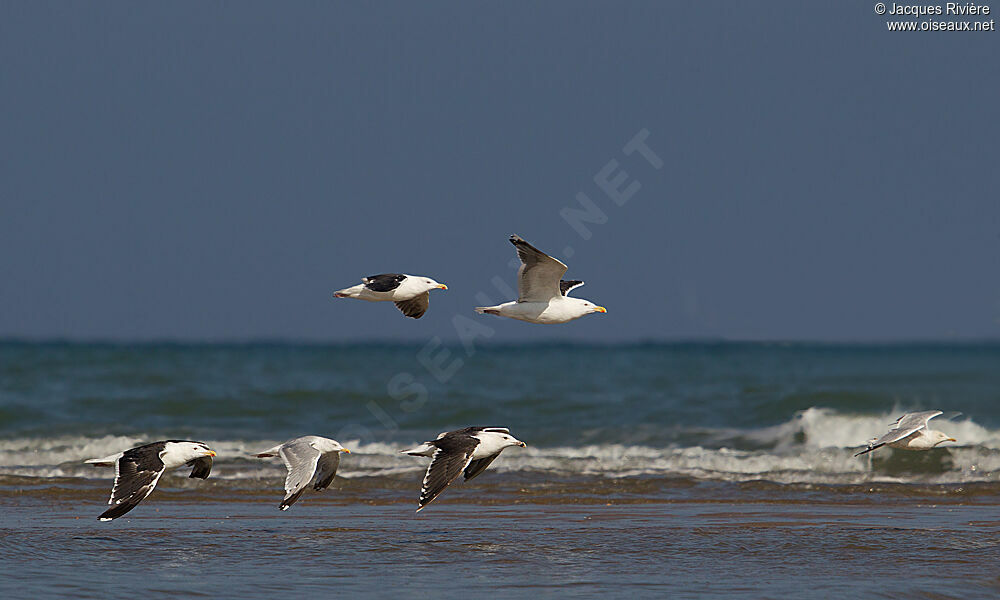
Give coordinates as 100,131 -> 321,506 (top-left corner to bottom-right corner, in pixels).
2,408 -> 999,485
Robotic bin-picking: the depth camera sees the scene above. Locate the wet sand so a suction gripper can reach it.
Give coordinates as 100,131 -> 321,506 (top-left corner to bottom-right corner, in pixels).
3,480 -> 1000,599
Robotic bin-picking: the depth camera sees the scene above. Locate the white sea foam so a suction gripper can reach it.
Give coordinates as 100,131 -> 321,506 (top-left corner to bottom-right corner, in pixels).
1,408 -> 998,484
761,406 -> 1000,451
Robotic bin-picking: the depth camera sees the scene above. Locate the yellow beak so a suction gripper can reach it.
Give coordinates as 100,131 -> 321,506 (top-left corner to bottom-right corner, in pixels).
518,441 -> 527,447
947,438 -> 957,443
342,448 -> 351,453
594,306 -> 607,313
205,450 -> 217,457
437,284 -> 448,290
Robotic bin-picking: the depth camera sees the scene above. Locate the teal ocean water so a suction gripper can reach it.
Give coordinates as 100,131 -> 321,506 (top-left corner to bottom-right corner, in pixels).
2,341 -> 999,485
2,341 -> 1000,598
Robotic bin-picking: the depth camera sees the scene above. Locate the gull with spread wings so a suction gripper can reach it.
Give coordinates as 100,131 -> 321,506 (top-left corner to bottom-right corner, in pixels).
854,410 -> 957,457
86,440 -> 216,521
402,427 -> 526,512
253,436 -> 351,510
475,235 -> 606,324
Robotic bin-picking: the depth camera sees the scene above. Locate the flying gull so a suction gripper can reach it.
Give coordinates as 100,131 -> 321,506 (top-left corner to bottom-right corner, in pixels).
335,274 -> 447,319
475,235 -> 606,324
402,426 -> 526,512
854,410 -> 957,457
86,440 -> 216,521
253,436 -> 351,510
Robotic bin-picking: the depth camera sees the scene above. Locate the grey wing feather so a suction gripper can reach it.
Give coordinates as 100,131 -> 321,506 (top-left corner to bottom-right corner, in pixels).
395,292 -> 430,319
897,410 -> 943,427
278,441 -> 322,509
510,235 -> 567,302
880,410 -> 942,443
855,411 -> 943,457
312,452 -> 341,491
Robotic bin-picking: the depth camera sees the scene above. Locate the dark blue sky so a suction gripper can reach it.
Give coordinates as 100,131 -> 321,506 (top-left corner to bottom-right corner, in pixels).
1,2 -> 997,342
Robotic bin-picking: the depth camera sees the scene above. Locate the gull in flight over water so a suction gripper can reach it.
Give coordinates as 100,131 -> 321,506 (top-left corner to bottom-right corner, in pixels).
402,426 -> 526,512
854,410 -> 957,457
475,235 -> 606,324
334,273 -> 447,319
253,436 -> 351,510
86,440 -> 216,521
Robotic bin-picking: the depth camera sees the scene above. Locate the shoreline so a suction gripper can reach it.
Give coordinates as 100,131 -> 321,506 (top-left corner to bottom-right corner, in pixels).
5,475 -> 1000,512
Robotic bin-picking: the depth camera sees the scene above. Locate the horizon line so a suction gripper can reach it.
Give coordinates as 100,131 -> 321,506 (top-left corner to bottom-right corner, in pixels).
2,335 -> 999,347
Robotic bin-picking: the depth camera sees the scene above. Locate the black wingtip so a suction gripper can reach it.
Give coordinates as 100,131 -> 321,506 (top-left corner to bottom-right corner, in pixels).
855,441 -> 886,457
98,503 -> 135,521
509,234 -> 524,245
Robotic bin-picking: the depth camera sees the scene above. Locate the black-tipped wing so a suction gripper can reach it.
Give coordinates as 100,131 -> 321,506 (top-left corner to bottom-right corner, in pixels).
418,433 -> 481,511
278,440 -> 322,510
560,280 -> 584,296
394,292 -> 429,319
363,273 -> 407,292
187,456 -> 213,479
854,442 -> 887,458
279,487 -> 307,511
509,235 -> 567,302
313,452 -> 341,491
463,454 -> 500,481
99,444 -> 167,521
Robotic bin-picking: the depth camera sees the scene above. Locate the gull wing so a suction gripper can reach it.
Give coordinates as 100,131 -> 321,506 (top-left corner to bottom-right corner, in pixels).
99,446 -> 166,521
417,434 -> 480,511
312,452 -> 342,491
186,456 -> 213,479
560,280 -> 584,296
463,454 -> 500,481
278,440 -> 323,510
510,235 -> 567,302
395,292 -> 430,319
855,410 -> 943,457
363,273 -> 406,292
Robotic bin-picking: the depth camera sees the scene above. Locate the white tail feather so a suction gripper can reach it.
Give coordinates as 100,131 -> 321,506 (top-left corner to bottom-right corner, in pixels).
401,443 -> 435,457
85,453 -> 121,467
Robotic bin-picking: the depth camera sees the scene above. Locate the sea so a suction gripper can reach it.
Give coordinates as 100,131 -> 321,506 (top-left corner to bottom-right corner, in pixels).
1,341 -> 999,599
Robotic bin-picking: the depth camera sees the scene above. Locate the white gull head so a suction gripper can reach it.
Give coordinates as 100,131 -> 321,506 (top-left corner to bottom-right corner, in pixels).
473,429 -> 527,456
161,441 -> 217,468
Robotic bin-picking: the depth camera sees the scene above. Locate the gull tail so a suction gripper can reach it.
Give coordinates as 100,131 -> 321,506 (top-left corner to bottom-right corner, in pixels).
401,442 -> 435,457
85,454 -> 121,467
334,284 -> 364,299
253,445 -> 282,458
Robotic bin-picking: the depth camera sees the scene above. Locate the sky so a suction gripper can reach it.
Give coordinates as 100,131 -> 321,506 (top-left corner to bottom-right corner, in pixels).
1,2 -> 998,342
